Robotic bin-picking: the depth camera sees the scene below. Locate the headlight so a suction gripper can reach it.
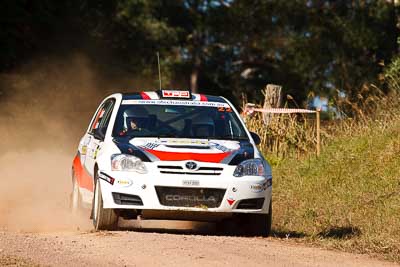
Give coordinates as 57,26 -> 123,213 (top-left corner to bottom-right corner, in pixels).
233,158 -> 266,177
111,154 -> 147,173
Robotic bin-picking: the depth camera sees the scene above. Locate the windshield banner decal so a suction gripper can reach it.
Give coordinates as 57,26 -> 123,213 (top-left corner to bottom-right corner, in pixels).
121,99 -> 230,108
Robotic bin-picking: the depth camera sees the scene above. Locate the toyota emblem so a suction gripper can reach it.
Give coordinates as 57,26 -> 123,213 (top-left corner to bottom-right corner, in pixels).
185,161 -> 197,170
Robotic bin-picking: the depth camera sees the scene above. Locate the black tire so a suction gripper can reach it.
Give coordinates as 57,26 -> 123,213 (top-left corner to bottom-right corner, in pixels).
215,218 -> 238,236
92,178 -> 119,230
245,200 -> 272,237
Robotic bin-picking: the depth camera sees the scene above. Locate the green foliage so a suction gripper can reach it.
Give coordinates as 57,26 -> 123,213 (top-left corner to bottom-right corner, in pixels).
385,55 -> 400,92
0,0 -> 399,105
222,0 -> 398,103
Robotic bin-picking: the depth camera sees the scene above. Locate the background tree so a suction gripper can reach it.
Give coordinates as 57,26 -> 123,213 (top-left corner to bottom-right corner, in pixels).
0,0 -> 399,111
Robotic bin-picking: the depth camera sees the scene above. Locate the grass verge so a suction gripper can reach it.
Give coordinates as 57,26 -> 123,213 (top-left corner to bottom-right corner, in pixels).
269,117 -> 400,262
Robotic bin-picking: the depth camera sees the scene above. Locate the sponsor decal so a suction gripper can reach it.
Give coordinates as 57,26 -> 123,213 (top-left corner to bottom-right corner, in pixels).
227,198 -> 235,206
142,142 -> 160,150
122,99 -> 230,108
165,195 -> 217,203
217,107 -> 232,112
117,178 -> 133,187
250,184 -> 265,193
81,145 -> 87,155
209,142 -> 231,152
159,139 -> 209,145
132,138 -> 239,150
182,180 -> 200,186
93,146 -> 100,159
161,90 -> 190,99
98,172 -> 115,185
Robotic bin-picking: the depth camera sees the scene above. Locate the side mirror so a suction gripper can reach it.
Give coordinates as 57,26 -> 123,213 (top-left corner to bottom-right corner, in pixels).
250,131 -> 261,145
93,127 -> 106,141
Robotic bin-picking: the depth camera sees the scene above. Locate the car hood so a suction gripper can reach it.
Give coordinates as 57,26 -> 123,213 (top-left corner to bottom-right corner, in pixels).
113,137 -> 254,165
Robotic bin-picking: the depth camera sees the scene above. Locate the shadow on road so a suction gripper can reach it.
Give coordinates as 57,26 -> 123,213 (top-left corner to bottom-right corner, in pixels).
118,219 -> 218,236
116,218 -> 307,239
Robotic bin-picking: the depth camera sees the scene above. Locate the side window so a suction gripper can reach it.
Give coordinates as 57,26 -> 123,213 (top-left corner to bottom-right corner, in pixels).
99,99 -> 115,130
89,99 -> 115,135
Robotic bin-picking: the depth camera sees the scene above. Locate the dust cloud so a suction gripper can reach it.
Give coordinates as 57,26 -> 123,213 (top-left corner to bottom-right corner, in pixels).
0,54 -> 205,233
0,54 -> 120,232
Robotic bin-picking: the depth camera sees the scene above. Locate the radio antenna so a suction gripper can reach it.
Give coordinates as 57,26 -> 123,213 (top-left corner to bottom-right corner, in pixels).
157,52 -> 162,90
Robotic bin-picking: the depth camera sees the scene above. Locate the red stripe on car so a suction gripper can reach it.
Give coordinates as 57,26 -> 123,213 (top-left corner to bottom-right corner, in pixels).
200,94 -> 208,101
73,154 -> 94,192
140,92 -> 151,99
144,149 -> 231,163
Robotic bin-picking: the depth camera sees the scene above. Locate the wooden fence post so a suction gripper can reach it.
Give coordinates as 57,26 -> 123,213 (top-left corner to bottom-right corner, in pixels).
262,84 -> 282,125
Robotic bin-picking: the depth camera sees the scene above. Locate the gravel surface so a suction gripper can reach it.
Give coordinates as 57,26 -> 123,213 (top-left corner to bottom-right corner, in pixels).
0,221 -> 398,267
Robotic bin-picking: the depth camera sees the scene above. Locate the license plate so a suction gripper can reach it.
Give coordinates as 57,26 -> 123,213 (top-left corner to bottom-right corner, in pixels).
182,180 -> 200,186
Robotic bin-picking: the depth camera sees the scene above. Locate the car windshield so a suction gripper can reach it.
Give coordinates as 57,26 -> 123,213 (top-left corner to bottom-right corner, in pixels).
112,103 -> 248,140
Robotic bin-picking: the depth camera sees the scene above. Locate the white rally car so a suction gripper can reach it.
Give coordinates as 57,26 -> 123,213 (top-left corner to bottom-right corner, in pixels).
71,90 -> 272,236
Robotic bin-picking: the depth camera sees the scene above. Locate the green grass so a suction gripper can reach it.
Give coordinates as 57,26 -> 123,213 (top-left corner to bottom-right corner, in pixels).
269,118 -> 400,262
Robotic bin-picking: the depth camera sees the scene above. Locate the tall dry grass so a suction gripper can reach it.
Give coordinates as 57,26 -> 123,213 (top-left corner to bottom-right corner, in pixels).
330,84 -> 400,137
243,83 -> 400,161
245,77 -> 400,262
245,111 -> 319,160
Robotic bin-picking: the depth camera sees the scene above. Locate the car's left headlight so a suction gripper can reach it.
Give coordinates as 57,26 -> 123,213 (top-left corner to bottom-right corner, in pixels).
111,154 -> 147,173
233,158 -> 267,177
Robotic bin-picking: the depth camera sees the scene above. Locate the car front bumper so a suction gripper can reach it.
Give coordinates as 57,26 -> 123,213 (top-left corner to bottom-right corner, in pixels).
98,162 -> 272,216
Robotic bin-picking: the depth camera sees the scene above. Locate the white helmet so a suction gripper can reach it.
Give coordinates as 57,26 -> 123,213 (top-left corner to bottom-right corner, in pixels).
123,107 -> 149,130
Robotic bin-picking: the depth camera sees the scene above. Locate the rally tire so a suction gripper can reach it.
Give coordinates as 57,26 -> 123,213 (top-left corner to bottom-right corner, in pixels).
92,178 -> 119,230
215,218 -> 238,236
245,200 -> 272,237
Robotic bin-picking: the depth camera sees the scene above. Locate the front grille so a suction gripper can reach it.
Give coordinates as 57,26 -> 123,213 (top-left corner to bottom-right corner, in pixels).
112,193 -> 143,206
236,198 -> 264,209
157,165 -> 183,170
157,165 -> 223,176
155,186 -> 226,208
159,171 -> 220,175
198,167 -> 223,171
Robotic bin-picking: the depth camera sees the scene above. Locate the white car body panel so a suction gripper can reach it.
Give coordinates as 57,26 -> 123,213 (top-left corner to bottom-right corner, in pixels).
72,91 -> 272,221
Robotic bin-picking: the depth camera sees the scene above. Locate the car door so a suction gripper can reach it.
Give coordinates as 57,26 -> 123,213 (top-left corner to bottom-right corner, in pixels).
84,98 -> 115,180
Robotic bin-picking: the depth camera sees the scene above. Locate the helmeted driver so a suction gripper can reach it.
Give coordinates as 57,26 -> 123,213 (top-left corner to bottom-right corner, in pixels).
120,107 -> 149,134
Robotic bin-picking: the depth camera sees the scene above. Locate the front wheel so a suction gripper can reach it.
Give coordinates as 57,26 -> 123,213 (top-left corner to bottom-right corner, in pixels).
92,178 -> 119,230
245,200 -> 272,237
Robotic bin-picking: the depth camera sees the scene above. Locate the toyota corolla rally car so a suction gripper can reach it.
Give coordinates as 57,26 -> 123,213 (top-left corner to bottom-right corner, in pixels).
71,89 -> 272,236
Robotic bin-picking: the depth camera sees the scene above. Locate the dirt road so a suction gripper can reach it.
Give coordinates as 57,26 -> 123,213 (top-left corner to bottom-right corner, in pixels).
0,145 -> 398,267
0,220 -> 398,267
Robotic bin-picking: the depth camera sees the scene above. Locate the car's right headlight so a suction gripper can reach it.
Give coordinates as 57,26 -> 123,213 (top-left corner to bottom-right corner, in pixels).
111,154 -> 147,173
233,158 -> 266,177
